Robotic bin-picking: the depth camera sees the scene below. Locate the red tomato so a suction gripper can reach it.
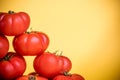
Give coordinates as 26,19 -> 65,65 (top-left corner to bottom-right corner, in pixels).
0,10 -> 30,36
53,75 -> 72,80
71,73 -> 85,80
16,75 -> 48,80
33,52 -> 63,79
0,52 -> 26,80
13,31 -> 49,56
53,51 -> 72,74
53,73 -> 85,80
0,34 -> 9,58
33,52 -> 72,79
60,56 -> 72,74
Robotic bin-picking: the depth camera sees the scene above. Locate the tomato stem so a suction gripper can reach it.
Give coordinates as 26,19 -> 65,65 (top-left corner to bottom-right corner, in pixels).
64,72 -> 68,76
4,53 -> 15,61
25,28 -> 33,34
4,56 -> 9,60
25,31 -> 31,34
59,51 -> 63,56
8,10 -> 14,14
63,72 -> 72,76
30,27 -> 33,31
53,50 -> 58,54
28,75 -> 36,80
53,50 -> 63,56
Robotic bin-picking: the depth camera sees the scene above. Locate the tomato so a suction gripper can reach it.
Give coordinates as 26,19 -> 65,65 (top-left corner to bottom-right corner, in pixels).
0,34 -> 9,59
13,31 -> 49,56
53,75 -> 72,80
53,73 -> 85,80
33,52 -> 72,79
34,52 -> 63,79
0,10 -> 30,36
0,52 -> 26,80
71,73 -> 85,80
53,51 -> 72,74
59,56 -> 72,74
16,75 -> 48,80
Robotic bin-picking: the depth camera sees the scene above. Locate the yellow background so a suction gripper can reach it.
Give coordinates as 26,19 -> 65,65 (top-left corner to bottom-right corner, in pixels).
0,0 -> 119,80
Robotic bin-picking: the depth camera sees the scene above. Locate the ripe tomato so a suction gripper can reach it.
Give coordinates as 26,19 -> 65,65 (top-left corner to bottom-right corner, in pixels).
33,52 -> 72,79
16,75 -> 48,80
34,52 -> 63,79
0,52 -> 26,80
0,34 -> 9,59
59,56 -> 72,74
53,51 -> 72,74
71,73 -> 85,80
53,73 -> 85,80
13,31 -> 49,56
53,75 -> 72,80
0,10 -> 30,36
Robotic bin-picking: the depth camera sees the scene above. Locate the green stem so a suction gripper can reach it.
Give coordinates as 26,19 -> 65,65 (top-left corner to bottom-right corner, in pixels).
25,31 -> 31,34
63,72 -> 72,76
4,53 -> 15,61
28,75 -> 36,80
8,10 -> 14,14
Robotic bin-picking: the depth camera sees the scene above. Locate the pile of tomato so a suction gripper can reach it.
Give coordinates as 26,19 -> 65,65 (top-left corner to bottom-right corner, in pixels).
0,10 -> 85,80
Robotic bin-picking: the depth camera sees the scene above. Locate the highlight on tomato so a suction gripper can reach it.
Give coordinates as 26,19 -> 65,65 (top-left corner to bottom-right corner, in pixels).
13,31 -> 49,56
33,51 -> 72,79
0,34 -> 9,59
0,10 -> 30,36
0,52 -> 26,80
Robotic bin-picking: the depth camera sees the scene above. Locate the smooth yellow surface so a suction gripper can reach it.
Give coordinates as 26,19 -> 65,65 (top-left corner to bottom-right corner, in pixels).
0,0 -> 119,80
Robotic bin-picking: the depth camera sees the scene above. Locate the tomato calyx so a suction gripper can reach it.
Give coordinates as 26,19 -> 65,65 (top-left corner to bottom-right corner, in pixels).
25,31 -> 31,34
2,52 -> 16,61
25,28 -> 34,34
28,75 -> 36,80
63,72 -> 72,76
53,50 -> 63,56
25,28 -> 31,34
28,72 -> 40,80
25,31 -> 38,34
8,10 -> 15,14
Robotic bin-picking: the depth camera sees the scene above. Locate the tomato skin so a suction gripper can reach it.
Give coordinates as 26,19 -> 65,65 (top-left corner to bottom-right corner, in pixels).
0,52 -> 26,80
33,52 -> 72,79
53,75 -> 72,80
53,74 -> 85,80
16,75 -> 48,80
33,52 -> 63,79
71,74 -> 85,80
0,34 -> 9,58
13,31 -> 49,56
60,56 -> 72,74
0,10 -> 30,36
